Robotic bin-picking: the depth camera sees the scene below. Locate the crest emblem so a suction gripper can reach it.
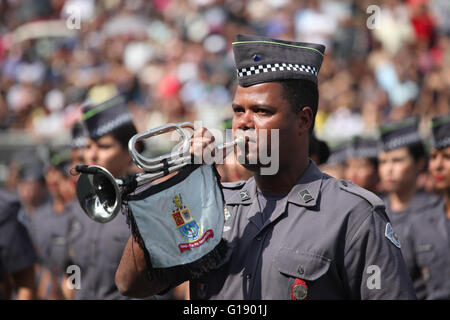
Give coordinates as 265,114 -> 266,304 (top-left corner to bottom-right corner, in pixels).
171,194 -> 214,253
172,194 -> 201,242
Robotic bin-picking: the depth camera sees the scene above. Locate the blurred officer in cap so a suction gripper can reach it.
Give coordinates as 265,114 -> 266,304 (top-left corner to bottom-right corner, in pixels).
16,156 -> 50,221
378,116 -> 441,245
45,147 -> 76,212
402,114 -> 450,299
319,141 -> 349,180
66,94 -> 146,300
0,189 -> 36,299
116,34 -> 416,299
15,155 -> 67,299
42,146 -> 77,298
345,136 -> 380,194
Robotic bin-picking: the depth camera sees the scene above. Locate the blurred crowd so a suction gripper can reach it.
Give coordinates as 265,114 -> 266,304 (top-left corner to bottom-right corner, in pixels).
0,0 -> 449,145
0,0 -> 450,300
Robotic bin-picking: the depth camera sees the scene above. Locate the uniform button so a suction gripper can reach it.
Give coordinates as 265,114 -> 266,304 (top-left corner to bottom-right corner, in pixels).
298,265 -> 305,275
246,274 -> 252,280
256,235 -> 263,241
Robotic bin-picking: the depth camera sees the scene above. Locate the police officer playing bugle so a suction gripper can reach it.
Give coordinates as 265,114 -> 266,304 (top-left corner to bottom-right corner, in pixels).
115,34 -> 416,300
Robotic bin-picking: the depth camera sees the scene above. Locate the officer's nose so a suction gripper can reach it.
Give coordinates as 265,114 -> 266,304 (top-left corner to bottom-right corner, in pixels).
432,153 -> 444,171
235,110 -> 255,130
85,142 -> 98,165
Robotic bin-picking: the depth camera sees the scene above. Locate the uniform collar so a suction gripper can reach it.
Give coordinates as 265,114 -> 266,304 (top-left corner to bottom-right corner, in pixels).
286,160 -> 323,208
225,160 -> 323,208
225,177 -> 257,205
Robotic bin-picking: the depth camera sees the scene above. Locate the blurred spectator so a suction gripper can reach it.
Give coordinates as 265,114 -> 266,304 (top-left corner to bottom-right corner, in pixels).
0,0 -> 448,150
344,136 -> 380,194
319,141 -> 349,179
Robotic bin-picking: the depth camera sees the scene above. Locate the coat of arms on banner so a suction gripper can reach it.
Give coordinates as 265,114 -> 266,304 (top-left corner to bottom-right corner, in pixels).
171,194 -> 214,252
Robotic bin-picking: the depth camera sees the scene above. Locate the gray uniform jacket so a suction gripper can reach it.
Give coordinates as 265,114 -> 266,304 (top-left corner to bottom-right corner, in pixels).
382,190 -> 442,247
67,200 -> 132,300
26,198 -> 72,277
0,190 -> 36,298
402,200 -> 450,300
190,161 -> 416,300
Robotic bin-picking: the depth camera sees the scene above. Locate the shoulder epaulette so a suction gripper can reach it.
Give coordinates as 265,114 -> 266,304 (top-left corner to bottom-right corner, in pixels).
339,180 -> 385,209
221,180 -> 246,190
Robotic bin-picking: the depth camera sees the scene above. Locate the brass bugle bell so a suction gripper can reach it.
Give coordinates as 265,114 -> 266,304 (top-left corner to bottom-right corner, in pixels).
75,122 -> 243,223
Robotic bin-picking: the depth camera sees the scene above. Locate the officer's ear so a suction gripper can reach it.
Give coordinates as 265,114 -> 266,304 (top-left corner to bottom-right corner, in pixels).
296,106 -> 313,136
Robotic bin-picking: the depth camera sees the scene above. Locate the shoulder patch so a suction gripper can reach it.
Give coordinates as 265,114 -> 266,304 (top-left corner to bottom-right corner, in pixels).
385,222 -> 401,248
221,180 -> 246,190
339,180 -> 385,209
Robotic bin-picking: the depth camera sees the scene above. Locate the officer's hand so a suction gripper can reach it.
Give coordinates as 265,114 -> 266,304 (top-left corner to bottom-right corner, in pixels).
189,127 -> 217,165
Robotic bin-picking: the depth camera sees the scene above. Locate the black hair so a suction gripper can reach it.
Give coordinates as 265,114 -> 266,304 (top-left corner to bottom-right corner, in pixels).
280,79 -> 319,132
367,157 -> 379,171
407,142 -> 427,163
309,134 -> 330,165
106,122 -> 145,154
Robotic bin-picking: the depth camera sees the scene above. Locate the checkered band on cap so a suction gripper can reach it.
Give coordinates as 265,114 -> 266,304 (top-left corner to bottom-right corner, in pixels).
348,137 -> 379,159
93,112 -> 133,139
236,63 -> 318,79
430,114 -> 450,150
71,122 -> 88,149
232,34 -> 325,87
433,136 -> 450,150
72,136 -> 87,149
379,116 -> 422,151
327,143 -> 350,165
351,146 -> 379,159
82,94 -> 134,139
382,132 -> 422,151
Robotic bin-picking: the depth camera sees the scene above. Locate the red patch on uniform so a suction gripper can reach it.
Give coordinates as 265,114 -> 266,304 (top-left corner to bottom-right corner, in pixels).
290,278 -> 308,300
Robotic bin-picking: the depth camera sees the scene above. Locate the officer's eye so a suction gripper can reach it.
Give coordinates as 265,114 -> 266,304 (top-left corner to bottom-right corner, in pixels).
98,142 -> 113,150
444,153 -> 450,160
232,105 -> 245,114
256,108 -> 271,115
430,151 -> 438,160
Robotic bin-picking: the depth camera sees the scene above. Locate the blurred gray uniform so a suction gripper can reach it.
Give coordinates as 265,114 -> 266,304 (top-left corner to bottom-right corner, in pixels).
25,197 -> 72,278
190,161 -> 416,300
402,201 -> 450,300
378,116 -> 435,244
67,200 -> 132,299
0,190 -> 37,299
381,190 -> 442,246
67,95 -> 149,300
400,114 -> 450,300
